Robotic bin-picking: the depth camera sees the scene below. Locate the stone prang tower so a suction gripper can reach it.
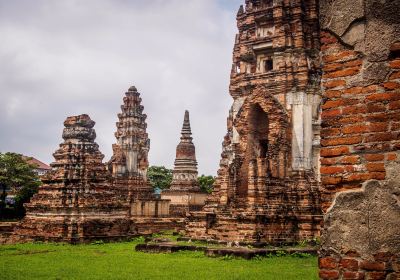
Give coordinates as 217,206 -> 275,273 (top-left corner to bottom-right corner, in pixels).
186,0 -> 322,243
109,86 -> 153,199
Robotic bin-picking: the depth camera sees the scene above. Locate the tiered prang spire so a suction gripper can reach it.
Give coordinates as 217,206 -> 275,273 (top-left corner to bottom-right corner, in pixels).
110,86 -> 150,180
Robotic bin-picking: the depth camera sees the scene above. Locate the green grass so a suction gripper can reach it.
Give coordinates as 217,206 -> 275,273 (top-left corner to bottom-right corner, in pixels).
0,241 -> 318,280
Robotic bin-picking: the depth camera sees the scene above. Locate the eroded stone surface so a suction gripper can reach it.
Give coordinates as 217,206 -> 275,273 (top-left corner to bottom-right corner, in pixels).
321,164 -> 400,257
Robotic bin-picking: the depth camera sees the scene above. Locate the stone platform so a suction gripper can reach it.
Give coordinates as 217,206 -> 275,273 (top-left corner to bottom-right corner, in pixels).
134,241 -> 317,259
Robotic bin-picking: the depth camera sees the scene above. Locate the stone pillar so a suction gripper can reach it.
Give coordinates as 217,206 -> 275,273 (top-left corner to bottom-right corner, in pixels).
289,91 -> 313,171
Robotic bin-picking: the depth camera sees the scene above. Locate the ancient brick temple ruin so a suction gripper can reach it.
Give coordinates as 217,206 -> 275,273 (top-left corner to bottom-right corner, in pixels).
161,111 -> 207,216
186,0 -> 322,244
10,114 -> 132,243
9,87 -> 182,243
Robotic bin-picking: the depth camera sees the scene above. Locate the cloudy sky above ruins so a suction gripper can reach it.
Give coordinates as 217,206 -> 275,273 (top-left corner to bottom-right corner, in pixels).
0,0 -> 243,175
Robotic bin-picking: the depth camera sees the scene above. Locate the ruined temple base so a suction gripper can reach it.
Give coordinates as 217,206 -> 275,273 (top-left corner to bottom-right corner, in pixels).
3,216 -> 185,244
186,178 -> 322,245
161,190 -> 207,217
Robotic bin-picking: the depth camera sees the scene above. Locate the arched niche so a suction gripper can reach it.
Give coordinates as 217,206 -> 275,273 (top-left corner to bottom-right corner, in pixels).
232,88 -> 290,198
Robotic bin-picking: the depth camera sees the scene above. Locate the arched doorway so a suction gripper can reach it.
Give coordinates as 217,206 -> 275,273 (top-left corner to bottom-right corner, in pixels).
237,103 -> 269,197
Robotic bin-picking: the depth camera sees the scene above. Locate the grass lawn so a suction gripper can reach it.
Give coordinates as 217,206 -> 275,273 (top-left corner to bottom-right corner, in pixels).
0,241 -> 318,280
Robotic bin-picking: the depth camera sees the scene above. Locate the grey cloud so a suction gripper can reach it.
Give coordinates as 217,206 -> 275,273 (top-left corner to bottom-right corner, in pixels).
0,0 -> 243,175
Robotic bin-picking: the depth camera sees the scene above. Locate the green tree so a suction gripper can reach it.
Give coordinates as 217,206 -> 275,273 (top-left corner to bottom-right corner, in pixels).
198,175 -> 215,194
0,153 -> 41,219
147,166 -> 173,190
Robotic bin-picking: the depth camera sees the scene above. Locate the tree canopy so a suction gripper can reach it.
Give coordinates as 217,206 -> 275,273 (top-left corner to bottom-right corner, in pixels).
198,175 -> 215,194
0,152 -> 42,218
147,166 -> 173,190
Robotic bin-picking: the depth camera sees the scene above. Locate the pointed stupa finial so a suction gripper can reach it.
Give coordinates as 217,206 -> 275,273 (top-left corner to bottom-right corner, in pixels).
128,86 -> 137,92
237,5 -> 244,16
181,110 -> 192,138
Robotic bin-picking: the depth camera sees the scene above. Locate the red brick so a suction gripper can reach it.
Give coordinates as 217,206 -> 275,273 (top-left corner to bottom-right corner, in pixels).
322,109 -> 342,119
391,122 -> 400,131
320,257 -> 339,269
389,71 -> 400,80
323,100 -> 344,109
323,67 -> 361,79
390,59 -> 400,69
319,270 -> 340,279
321,146 -> 349,157
321,166 -> 345,175
342,105 -> 367,115
366,163 -> 385,172
366,103 -> 387,113
387,153 -> 398,161
390,42 -> 400,52
321,136 -> 362,146
325,90 -> 342,98
362,85 -> 380,93
321,157 -> 338,165
364,154 -> 385,161
344,87 -> 363,95
341,156 -> 360,164
365,272 -> 386,280
323,51 -> 358,63
389,111 -> 400,121
366,113 -> 390,122
383,82 -> 400,90
344,59 -> 363,68
324,80 -> 346,88
321,32 -> 338,44
344,165 -> 356,172
366,92 -> 400,102
325,63 -> 343,72
322,176 -> 342,185
342,125 -> 368,134
339,115 -> 366,124
321,128 -> 341,137
345,173 -> 373,182
369,172 -> 386,180
389,100 -> 400,110
345,251 -> 361,257
343,271 -> 364,280
365,132 -> 396,142
340,258 -> 359,271
369,122 -> 388,132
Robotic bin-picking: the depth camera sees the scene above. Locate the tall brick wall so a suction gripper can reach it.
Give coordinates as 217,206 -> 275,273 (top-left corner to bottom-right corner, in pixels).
319,0 -> 400,279
319,32 -> 400,211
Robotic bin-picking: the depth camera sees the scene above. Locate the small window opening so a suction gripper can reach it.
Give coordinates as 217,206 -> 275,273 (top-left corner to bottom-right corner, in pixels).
264,58 -> 273,72
236,62 -> 240,73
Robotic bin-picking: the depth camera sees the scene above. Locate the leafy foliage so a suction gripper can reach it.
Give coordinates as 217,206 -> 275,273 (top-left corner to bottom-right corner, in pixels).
197,175 -> 215,194
0,152 -> 41,218
147,166 -> 173,190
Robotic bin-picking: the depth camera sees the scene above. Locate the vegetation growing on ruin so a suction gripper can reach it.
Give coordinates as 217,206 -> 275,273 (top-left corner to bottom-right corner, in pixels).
0,241 -> 318,280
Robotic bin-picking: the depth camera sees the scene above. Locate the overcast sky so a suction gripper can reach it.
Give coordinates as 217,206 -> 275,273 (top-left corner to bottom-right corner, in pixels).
0,0 -> 243,175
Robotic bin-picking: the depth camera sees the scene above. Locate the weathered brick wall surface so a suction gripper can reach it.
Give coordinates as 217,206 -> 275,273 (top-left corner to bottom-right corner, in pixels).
319,31 -> 400,211
319,0 -> 400,279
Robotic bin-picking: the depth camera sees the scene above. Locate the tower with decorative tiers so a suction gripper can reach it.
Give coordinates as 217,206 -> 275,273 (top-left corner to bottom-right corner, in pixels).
162,111 -> 207,216
186,0 -> 322,244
